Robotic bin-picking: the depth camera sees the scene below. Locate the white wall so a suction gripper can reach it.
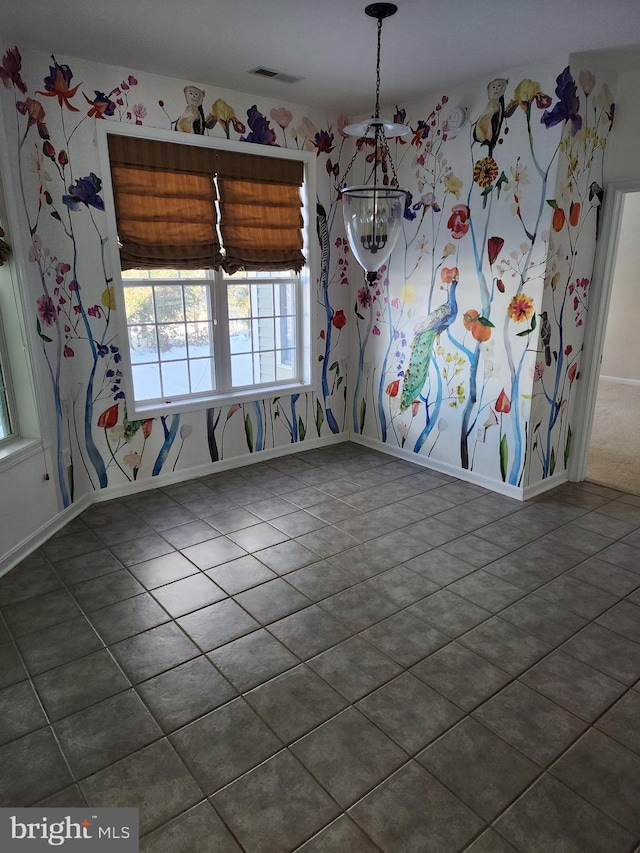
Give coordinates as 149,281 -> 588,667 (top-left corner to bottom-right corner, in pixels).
600,191 -> 640,381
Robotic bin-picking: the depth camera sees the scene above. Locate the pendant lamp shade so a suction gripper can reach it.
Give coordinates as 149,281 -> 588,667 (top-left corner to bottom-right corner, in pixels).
341,4 -> 409,283
342,185 -> 406,280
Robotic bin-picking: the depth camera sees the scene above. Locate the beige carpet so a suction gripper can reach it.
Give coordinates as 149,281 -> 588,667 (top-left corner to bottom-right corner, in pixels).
586,379 -> 640,495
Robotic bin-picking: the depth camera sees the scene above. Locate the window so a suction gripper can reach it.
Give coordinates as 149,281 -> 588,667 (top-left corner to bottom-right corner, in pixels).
0,310 -> 16,444
98,125 -> 316,417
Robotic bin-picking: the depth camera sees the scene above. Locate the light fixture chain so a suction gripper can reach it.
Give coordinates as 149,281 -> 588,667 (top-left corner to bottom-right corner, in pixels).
375,16 -> 382,120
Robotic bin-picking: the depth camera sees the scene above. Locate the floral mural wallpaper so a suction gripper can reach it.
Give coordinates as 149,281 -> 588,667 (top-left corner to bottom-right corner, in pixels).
351,61 -> 614,494
0,40 -> 614,517
0,46 -> 351,508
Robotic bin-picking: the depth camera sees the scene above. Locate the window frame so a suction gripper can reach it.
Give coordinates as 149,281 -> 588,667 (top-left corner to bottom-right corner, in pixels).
0,306 -> 17,446
97,122 -> 317,418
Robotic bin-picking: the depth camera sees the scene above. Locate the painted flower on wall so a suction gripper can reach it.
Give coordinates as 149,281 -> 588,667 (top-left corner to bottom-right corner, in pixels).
447,204 -> 470,239
37,294 -> 57,326
473,157 -> 499,189
37,56 -> 80,111
206,99 -> 246,136
62,174 -> 104,211
16,98 -> 49,139
84,90 -> 116,119
507,293 -> 534,322
332,309 -> 346,329
541,66 -> 582,136
241,105 -> 277,145
0,46 -> 27,93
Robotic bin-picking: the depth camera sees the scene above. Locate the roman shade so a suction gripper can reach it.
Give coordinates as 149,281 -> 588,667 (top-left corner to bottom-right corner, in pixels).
107,135 -> 305,272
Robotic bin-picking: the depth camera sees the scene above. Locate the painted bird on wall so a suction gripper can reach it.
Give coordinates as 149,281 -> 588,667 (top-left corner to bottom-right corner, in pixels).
473,78 -> 508,159
540,310 -> 552,367
400,277 -> 459,411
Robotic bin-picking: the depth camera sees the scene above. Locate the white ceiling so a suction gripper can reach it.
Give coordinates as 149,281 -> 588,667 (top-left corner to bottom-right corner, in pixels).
3,0 -> 640,113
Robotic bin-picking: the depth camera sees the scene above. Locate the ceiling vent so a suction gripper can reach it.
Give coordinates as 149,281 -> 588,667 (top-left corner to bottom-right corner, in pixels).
248,67 -> 304,84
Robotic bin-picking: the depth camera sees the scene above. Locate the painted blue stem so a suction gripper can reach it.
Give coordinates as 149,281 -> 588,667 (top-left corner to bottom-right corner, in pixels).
152,415 -> 180,476
253,400 -> 264,451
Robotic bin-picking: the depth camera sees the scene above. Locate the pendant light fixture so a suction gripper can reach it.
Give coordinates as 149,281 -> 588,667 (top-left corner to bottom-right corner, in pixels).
341,3 -> 410,284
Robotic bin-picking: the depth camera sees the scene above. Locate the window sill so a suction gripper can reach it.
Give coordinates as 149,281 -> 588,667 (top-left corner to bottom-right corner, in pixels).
129,381 -> 316,419
0,437 -> 43,473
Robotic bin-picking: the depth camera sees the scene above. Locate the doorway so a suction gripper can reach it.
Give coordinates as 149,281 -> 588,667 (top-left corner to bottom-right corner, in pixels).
572,184 -> 640,494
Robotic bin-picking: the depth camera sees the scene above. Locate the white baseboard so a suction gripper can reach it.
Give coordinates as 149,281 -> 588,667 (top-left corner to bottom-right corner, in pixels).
349,433 -> 526,500
522,470 -> 569,500
599,375 -> 640,387
0,433 -> 349,575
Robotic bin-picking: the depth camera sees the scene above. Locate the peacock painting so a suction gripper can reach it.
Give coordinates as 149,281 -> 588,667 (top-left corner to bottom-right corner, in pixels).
400,276 -> 459,411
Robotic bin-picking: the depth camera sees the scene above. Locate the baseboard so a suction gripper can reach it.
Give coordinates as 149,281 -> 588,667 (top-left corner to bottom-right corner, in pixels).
349,433 -> 525,500
0,433 -> 349,575
522,470 -> 569,500
0,494 -> 92,578
599,375 -> 640,387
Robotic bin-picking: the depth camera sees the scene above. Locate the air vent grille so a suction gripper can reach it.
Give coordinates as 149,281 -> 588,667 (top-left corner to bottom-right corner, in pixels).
248,67 -> 304,84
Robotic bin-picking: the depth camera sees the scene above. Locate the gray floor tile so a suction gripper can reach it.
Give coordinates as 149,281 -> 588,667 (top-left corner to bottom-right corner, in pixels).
150,573 -> 226,617
0,727 -> 73,807
243,496 -> 297,522
465,829 -> 518,853
285,560 -> 358,600
33,649 -> 130,721
561,623 -> 640,685
0,680 -> 47,745
137,655 -> 237,732
253,538 -> 321,574
597,541 -> 640,573
595,689 -> 640,755
0,642 -> 27,688
499,594 -> 588,645
295,527 -> 361,557
411,641 -> 511,711
234,578 -> 311,624
319,584 -> 399,632
244,664 -> 347,743
204,507 -> 260,535
53,549 -> 123,587
177,599 -> 259,651
36,784 -> 87,808
69,570 -> 145,612
448,570 -> 525,612
550,728 -> 640,835
55,689 -> 161,778
80,739 -> 202,836
181,538 -> 247,570
596,599 -> 640,644
473,681 -> 587,766
110,535 -> 175,568
206,555 -> 277,594
15,616 -> 103,676
110,622 -> 200,683
357,672 -> 463,754
417,717 -> 539,821
349,760 -> 483,853
227,522 -> 289,552
361,610 -> 449,667
0,555 -> 59,604
459,616 -> 553,675
441,534 -> 508,567
208,629 -> 298,692
291,706 -> 407,807
308,636 -> 402,702
169,698 -> 282,793
407,589 -> 492,637
495,774 -> 635,853
43,529 -> 103,562
269,509 -> 328,537
128,552 -> 199,589
402,549 -> 476,585
268,604 -> 353,659
297,815 -> 380,852
140,801 -> 242,852
90,593 -> 170,644
212,750 -> 340,853
2,588 -> 81,638
520,650 -> 626,722
361,565 -> 439,607
535,574 -> 621,618
569,556 -> 640,596
159,519 -> 220,549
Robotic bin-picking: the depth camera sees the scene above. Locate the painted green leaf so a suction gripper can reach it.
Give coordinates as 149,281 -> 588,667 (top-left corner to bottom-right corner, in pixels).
550,446 -> 556,475
244,413 -> 254,452
337,376 -> 344,388
298,416 -> 306,441
500,433 -> 508,482
530,313 -> 537,331
315,400 -> 324,436
36,318 -> 53,343
516,327 -> 532,337
477,316 -> 495,327
329,361 -> 338,372
564,425 -> 573,468
359,397 -> 367,433
547,199 -> 559,210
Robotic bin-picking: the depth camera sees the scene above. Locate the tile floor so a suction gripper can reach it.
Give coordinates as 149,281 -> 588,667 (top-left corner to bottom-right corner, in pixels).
1,442 -> 640,852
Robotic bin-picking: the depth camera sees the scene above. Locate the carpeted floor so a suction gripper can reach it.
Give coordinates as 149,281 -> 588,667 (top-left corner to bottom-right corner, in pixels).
586,380 -> 640,496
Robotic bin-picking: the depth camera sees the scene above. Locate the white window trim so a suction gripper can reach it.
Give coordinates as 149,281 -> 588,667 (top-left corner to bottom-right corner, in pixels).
0,307 -> 17,446
96,122 -> 318,418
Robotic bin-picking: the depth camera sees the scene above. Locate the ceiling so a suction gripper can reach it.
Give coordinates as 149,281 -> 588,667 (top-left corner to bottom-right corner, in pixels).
2,0 -> 640,113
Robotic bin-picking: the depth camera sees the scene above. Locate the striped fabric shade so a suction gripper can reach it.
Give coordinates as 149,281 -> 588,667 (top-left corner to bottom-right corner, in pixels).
107,135 -> 305,272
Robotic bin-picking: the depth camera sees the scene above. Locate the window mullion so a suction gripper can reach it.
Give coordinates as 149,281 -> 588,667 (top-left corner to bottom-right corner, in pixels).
213,268 -> 231,392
